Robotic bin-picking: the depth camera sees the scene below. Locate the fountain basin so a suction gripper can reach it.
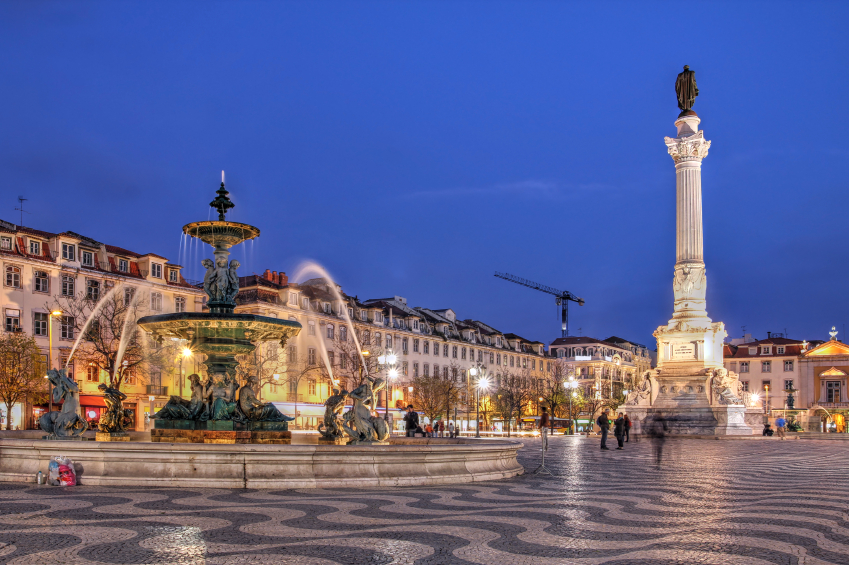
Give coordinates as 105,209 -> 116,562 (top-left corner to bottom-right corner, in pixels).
0,438 -> 523,488
183,220 -> 260,249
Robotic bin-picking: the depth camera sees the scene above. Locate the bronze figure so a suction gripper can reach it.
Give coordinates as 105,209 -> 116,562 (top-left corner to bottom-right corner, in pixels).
675,65 -> 699,115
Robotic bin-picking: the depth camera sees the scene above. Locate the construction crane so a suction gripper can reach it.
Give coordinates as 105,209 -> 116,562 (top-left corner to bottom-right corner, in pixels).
494,272 -> 584,337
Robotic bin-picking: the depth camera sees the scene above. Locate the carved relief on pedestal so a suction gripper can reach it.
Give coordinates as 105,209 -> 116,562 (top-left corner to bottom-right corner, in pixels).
664,131 -> 711,161
709,368 -> 744,406
672,265 -> 706,302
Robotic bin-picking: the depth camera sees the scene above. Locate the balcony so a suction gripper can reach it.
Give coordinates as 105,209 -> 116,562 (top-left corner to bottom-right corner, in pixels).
146,385 -> 168,396
810,402 -> 849,409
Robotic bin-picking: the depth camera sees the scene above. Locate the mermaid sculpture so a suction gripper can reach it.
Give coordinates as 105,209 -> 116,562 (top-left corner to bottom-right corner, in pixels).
40,369 -> 88,439
342,376 -> 389,444
97,383 -> 133,433
153,374 -> 208,420
318,384 -> 349,440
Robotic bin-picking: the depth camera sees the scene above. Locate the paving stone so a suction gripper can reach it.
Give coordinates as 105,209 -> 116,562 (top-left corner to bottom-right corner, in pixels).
0,437 -> 846,564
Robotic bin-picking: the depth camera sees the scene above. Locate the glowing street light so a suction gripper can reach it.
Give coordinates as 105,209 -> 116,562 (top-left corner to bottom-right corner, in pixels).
378,349 -> 398,424
474,373 -> 491,438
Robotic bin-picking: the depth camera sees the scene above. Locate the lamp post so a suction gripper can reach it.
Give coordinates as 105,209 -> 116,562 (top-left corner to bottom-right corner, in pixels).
378,350 -> 398,423
472,370 -> 490,438
179,347 -> 193,398
564,375 -> 579,435
46,309 -> 63,413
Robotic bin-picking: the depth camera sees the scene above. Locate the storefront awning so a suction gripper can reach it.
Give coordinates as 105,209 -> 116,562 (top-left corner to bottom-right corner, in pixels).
79,395 -> 107,408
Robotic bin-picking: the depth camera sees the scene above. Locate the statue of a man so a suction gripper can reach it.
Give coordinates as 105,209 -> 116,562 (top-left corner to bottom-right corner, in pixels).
675,65 -> 699,113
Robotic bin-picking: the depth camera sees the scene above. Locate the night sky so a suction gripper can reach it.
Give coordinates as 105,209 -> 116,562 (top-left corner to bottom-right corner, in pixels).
2,1 -> 847,349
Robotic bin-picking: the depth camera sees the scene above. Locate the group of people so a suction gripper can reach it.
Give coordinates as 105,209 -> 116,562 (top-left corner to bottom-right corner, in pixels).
596,409 -> 632,450
402,405 -> 459,438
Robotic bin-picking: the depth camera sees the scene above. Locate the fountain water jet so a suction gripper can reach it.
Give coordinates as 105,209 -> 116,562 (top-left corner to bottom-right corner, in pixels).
64,283 -> 123,369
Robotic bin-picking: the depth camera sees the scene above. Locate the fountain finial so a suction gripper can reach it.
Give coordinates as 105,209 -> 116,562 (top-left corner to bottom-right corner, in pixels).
210,178 -> 235,221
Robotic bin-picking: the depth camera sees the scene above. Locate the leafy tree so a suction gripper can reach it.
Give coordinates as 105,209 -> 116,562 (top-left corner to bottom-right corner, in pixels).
0,333 -> 46,430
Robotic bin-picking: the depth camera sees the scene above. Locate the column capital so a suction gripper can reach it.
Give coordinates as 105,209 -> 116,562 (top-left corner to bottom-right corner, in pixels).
664,131 -> 711,162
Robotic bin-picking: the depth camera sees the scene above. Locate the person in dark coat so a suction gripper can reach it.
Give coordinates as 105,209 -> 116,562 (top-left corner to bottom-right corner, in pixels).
403,405 -> 420,437
623,414 -> 632,442
596,409 -> 611,450
613,412 -> 626,449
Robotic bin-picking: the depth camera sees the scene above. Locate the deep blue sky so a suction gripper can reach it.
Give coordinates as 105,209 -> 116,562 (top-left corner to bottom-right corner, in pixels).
2,1 -> 848,348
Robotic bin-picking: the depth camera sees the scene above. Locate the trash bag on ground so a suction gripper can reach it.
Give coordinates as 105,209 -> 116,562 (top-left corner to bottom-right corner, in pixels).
47,456 -> 77,486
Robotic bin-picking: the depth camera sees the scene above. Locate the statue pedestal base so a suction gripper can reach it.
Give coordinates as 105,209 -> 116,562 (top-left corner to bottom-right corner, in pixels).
348,440 -> 389,446
203,431 -> 251,444
151,429 -> 204,443
317,437 -> 346,445
249,431 -> 291,444
153,419 -> 207,431
41,435 -> 84,441
96,432 -> 130,442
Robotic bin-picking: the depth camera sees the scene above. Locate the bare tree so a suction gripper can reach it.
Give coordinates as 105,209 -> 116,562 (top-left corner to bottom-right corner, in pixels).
540,359 -> 571,418
52,287 -> 153,390
0,333 -> 46,430
410,374 -> 446,424
493,370 -> 533,437
332,334 -> 383,389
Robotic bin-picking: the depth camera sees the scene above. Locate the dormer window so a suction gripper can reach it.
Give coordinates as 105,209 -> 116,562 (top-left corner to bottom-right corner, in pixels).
151,263 -> 162,278
0,237 -> 11,250
413,320 -> 419,330
323,303 -> 331,314
118,259 -> 129,272
169,269 -> 178,282
302,297 -> 309,309
374,312 -> 382,323
81,251 -> 94,267
360,310 -> 367,321
61,243 -> 75,261
762,346 -> 771,355
289,293 -> 298,305
29,240 -> 40,255
748,347 -> 756,355
777,346 -> 785,355
496,337 -> 502,347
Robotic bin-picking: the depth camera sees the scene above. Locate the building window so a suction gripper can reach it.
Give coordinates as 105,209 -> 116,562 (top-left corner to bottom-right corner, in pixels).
61,316 -> 75,339
34,270 -> 49,293
761,361 -> 771,373
452,346 -> 458,358
496,353 -> 501,365
826,381 -> 841,403
347,307 -> 354,318
175,296 -> 186,312
423,341 -> 429,354
490,352 -> 494,363
124,287 -> 135,305
532,359 -> 536,370
443,366 -> 448,379
510,356 -> 515,367
729,362 -> 737,372
374,312 -> 382,323
748,347 -> 756,355
739,362 -> 749,373
413,363 -> 419,377
327,324 -> 335,339
433,364 -> 439,377
29,240 -> 40,255
496,337 -> 502,347
62,243 -> 75,261
289,380 -> 298,394
360,310 -> 367,321
783,360 -> 793,372
324,303 -> 331,314
4,309 -> 20,332
413,320 -> 419,330
784,379 -> 794,391
402,361 -> 408,376
777,346 -> 785,354
443,344 -> 448,357
363,330 -> 370,345
308,380 -> 316,395
86,365 -> 99,382
0,237 -> 10,250
340,326 -> 347,342
308,348 -> 316,365
118,259 -> 129,272
81,251 -> 94,267
151,263 -> 162,278
169,269 -> 178,282
302,297 -> 310,309
61,275 -> 75,297
762,380 -> 772,392
413,339 -> 419,353
288,345 -> 297,362
522,358 -> 527,368
270,383 -> 278,394
289,293 -> 298,305
327,351 -> 334,366
150,292 -> 162,311
461,347 -> 466,360
402,337 -> 408,353
308,321 -> 316,335
423,363 -> 429,376
5,265 -> 21,288
740,380 -> 749,391
86,279 -> 100,301
762,346 -> 771,355
386,334 -> 392,349
33,312 -> 48,336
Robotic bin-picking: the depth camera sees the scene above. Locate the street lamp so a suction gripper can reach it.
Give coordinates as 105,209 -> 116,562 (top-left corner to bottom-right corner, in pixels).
46,309 -> 63,413
179,347 -> 193,398
564,376 -> 579,434
378,350 -> 398,423
472,370 -> 490,438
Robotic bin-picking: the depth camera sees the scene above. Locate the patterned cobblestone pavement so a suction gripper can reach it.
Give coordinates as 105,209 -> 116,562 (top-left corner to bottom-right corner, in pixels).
0,436 -> 846,564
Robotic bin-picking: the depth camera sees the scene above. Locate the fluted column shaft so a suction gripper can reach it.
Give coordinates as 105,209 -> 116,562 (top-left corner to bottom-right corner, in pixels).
675,159 -> 704,265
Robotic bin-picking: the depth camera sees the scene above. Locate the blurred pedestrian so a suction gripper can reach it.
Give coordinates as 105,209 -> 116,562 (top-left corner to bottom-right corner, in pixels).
448,421 -> 455,438
539,406 -> 551,451
775,415 -> 787,439
403,405 -> 419,438
624,414 -> 632,442
613,412 -> 626,449
426,423 -> 434,437
649,413 -> 668,466
597,409 -> 611,450
438,420 -> 445,438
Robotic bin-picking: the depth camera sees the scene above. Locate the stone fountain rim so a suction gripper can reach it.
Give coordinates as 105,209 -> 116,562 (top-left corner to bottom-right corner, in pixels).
182,220 -> 260,239
137,312 -> 301,330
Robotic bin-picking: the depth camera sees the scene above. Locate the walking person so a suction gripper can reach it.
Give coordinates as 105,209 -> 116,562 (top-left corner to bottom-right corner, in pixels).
775,415 -> 787,440
425,423 -> 434,437
613,412 -> 626,449
624,414 -> 632,442
539,406 -> 551,451
448,420 -> 455,438
597,409 -> 611,450
403,405 -> 419,438
438,420 -> 445,438
649,413 -> 669,467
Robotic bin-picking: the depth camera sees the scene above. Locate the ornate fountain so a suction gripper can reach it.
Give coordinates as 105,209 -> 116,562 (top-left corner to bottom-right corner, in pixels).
137,179 -> 301,444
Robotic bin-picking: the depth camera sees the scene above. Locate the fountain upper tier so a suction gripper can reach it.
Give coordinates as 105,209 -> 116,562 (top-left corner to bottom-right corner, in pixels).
183,220 -> 260,250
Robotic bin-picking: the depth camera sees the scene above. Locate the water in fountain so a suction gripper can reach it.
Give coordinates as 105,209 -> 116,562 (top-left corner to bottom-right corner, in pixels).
315,331 -> 335,388
64,283 -> 124,369
291,261 -> 368,376
113,288 -> 146,379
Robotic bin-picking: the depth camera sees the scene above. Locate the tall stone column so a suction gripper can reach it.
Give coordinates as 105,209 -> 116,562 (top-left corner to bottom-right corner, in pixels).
665,115 -> 711,325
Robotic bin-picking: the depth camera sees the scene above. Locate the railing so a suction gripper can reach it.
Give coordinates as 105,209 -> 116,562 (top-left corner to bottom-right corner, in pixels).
146,385 -> 168,396
810,402 -> 849,409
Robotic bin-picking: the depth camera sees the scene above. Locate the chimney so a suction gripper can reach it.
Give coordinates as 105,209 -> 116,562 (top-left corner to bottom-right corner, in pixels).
263,269 -> 272,281
767,331 -> 772,339
272,271 -> 279,284
279,271 -> 288,286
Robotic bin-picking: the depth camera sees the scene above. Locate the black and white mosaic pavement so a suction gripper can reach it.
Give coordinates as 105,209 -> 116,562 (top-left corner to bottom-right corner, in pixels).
0,436 -> 846,564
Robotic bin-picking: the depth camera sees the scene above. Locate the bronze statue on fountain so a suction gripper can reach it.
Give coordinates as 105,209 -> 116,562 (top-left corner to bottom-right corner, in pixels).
138,176 -> 301,444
